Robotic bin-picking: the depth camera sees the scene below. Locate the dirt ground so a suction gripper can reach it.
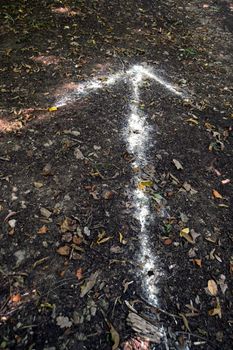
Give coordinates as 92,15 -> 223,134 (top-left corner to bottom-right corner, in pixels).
0,1 -> 232,349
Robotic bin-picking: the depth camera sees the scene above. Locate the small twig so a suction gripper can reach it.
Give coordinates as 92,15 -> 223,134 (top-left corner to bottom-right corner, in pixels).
137,294 -> 181,321
32,256 -> 49,269
175,331 -> 216,348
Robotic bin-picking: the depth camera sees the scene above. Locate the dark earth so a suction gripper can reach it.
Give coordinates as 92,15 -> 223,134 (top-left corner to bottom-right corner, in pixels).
0,1 -> 232,349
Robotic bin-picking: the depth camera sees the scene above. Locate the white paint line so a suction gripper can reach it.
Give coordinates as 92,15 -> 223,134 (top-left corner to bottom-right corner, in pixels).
128,65 -> 183,96
53,63 -> 187,323
55,71 -> 125,107
54,64 -> 186,108
125,69 -> 160,307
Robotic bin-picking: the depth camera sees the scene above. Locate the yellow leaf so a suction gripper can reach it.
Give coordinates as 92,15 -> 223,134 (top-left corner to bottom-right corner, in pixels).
137,180 -> 153,191
48,106 -> 58,112
208,279 -> 218,296
187,118 -> 199,125
208,298 -> 221,318
97,236 -> 112,244
60,217 -> 76,232
119,232 -> 123,243
212,189 -> 223,199
181,227 -> 190,234
180,227 -> 194,244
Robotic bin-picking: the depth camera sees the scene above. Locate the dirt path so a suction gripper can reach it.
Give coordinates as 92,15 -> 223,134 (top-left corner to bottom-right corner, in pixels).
0,1 -> 232,349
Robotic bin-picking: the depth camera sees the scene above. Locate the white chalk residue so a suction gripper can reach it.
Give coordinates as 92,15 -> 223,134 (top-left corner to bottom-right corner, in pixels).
125,68 -> 160,306
55,64 -> 184,108
53,64 -> 186,308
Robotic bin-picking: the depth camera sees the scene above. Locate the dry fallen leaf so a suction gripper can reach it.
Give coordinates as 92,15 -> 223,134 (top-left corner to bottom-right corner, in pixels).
208,298 -> 222,318
57,245 -> 71,256
163,238 -> 173,245
37,225 -> 48,235
137,180 -> 153,191
73,235 -> 82,245
173,159 -> 183,170
80,271 -> 99,297
10,294 -> 21,303
96,230 -> 112,244
60,217 -> 76,232
208,279 -> 218,296
179,313 -> 191,331
56,315 -> 72,328
75,267 -> 83,280
180,227 -> 194,244
186,118 -> 199,125
74,148 -> 84,160
193,259 -> 202,267
110,323 -> 120,350
212,189 -> 223,199
34,181 -> 43,188
40,207 -> 52,218
103,190 -> 115,200
42,163 -> 53,176
97,236 -> 112,244
48,106 -> 58,112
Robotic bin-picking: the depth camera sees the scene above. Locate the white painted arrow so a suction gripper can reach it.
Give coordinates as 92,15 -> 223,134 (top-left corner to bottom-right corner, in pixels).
54,64 -> 186,315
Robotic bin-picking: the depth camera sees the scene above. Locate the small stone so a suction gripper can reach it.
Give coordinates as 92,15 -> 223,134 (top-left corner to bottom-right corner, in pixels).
8,219 -> 16,228
42,241 -> 49,248
83,227 -> 90,236
11,193 -> 18,201
74,148 -> 84,160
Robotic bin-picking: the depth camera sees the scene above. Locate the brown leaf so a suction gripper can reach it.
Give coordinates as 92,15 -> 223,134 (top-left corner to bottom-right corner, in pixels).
208,298 -> 222,318
212,189 -> 223,199
60,217 -> 76,232
163,238 -> 173,245
10,294 -> 22,303
180,228 -> 194,244
75,268 -> 83,280
193,259 -> 202,267
38,225 -> 48,235
57,245 -> 71,256
42,163 -> 53,176
208,279 -> 218,296
102,190 -> 115,200
80,271 -> 99,297
73,235 -> 82,245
